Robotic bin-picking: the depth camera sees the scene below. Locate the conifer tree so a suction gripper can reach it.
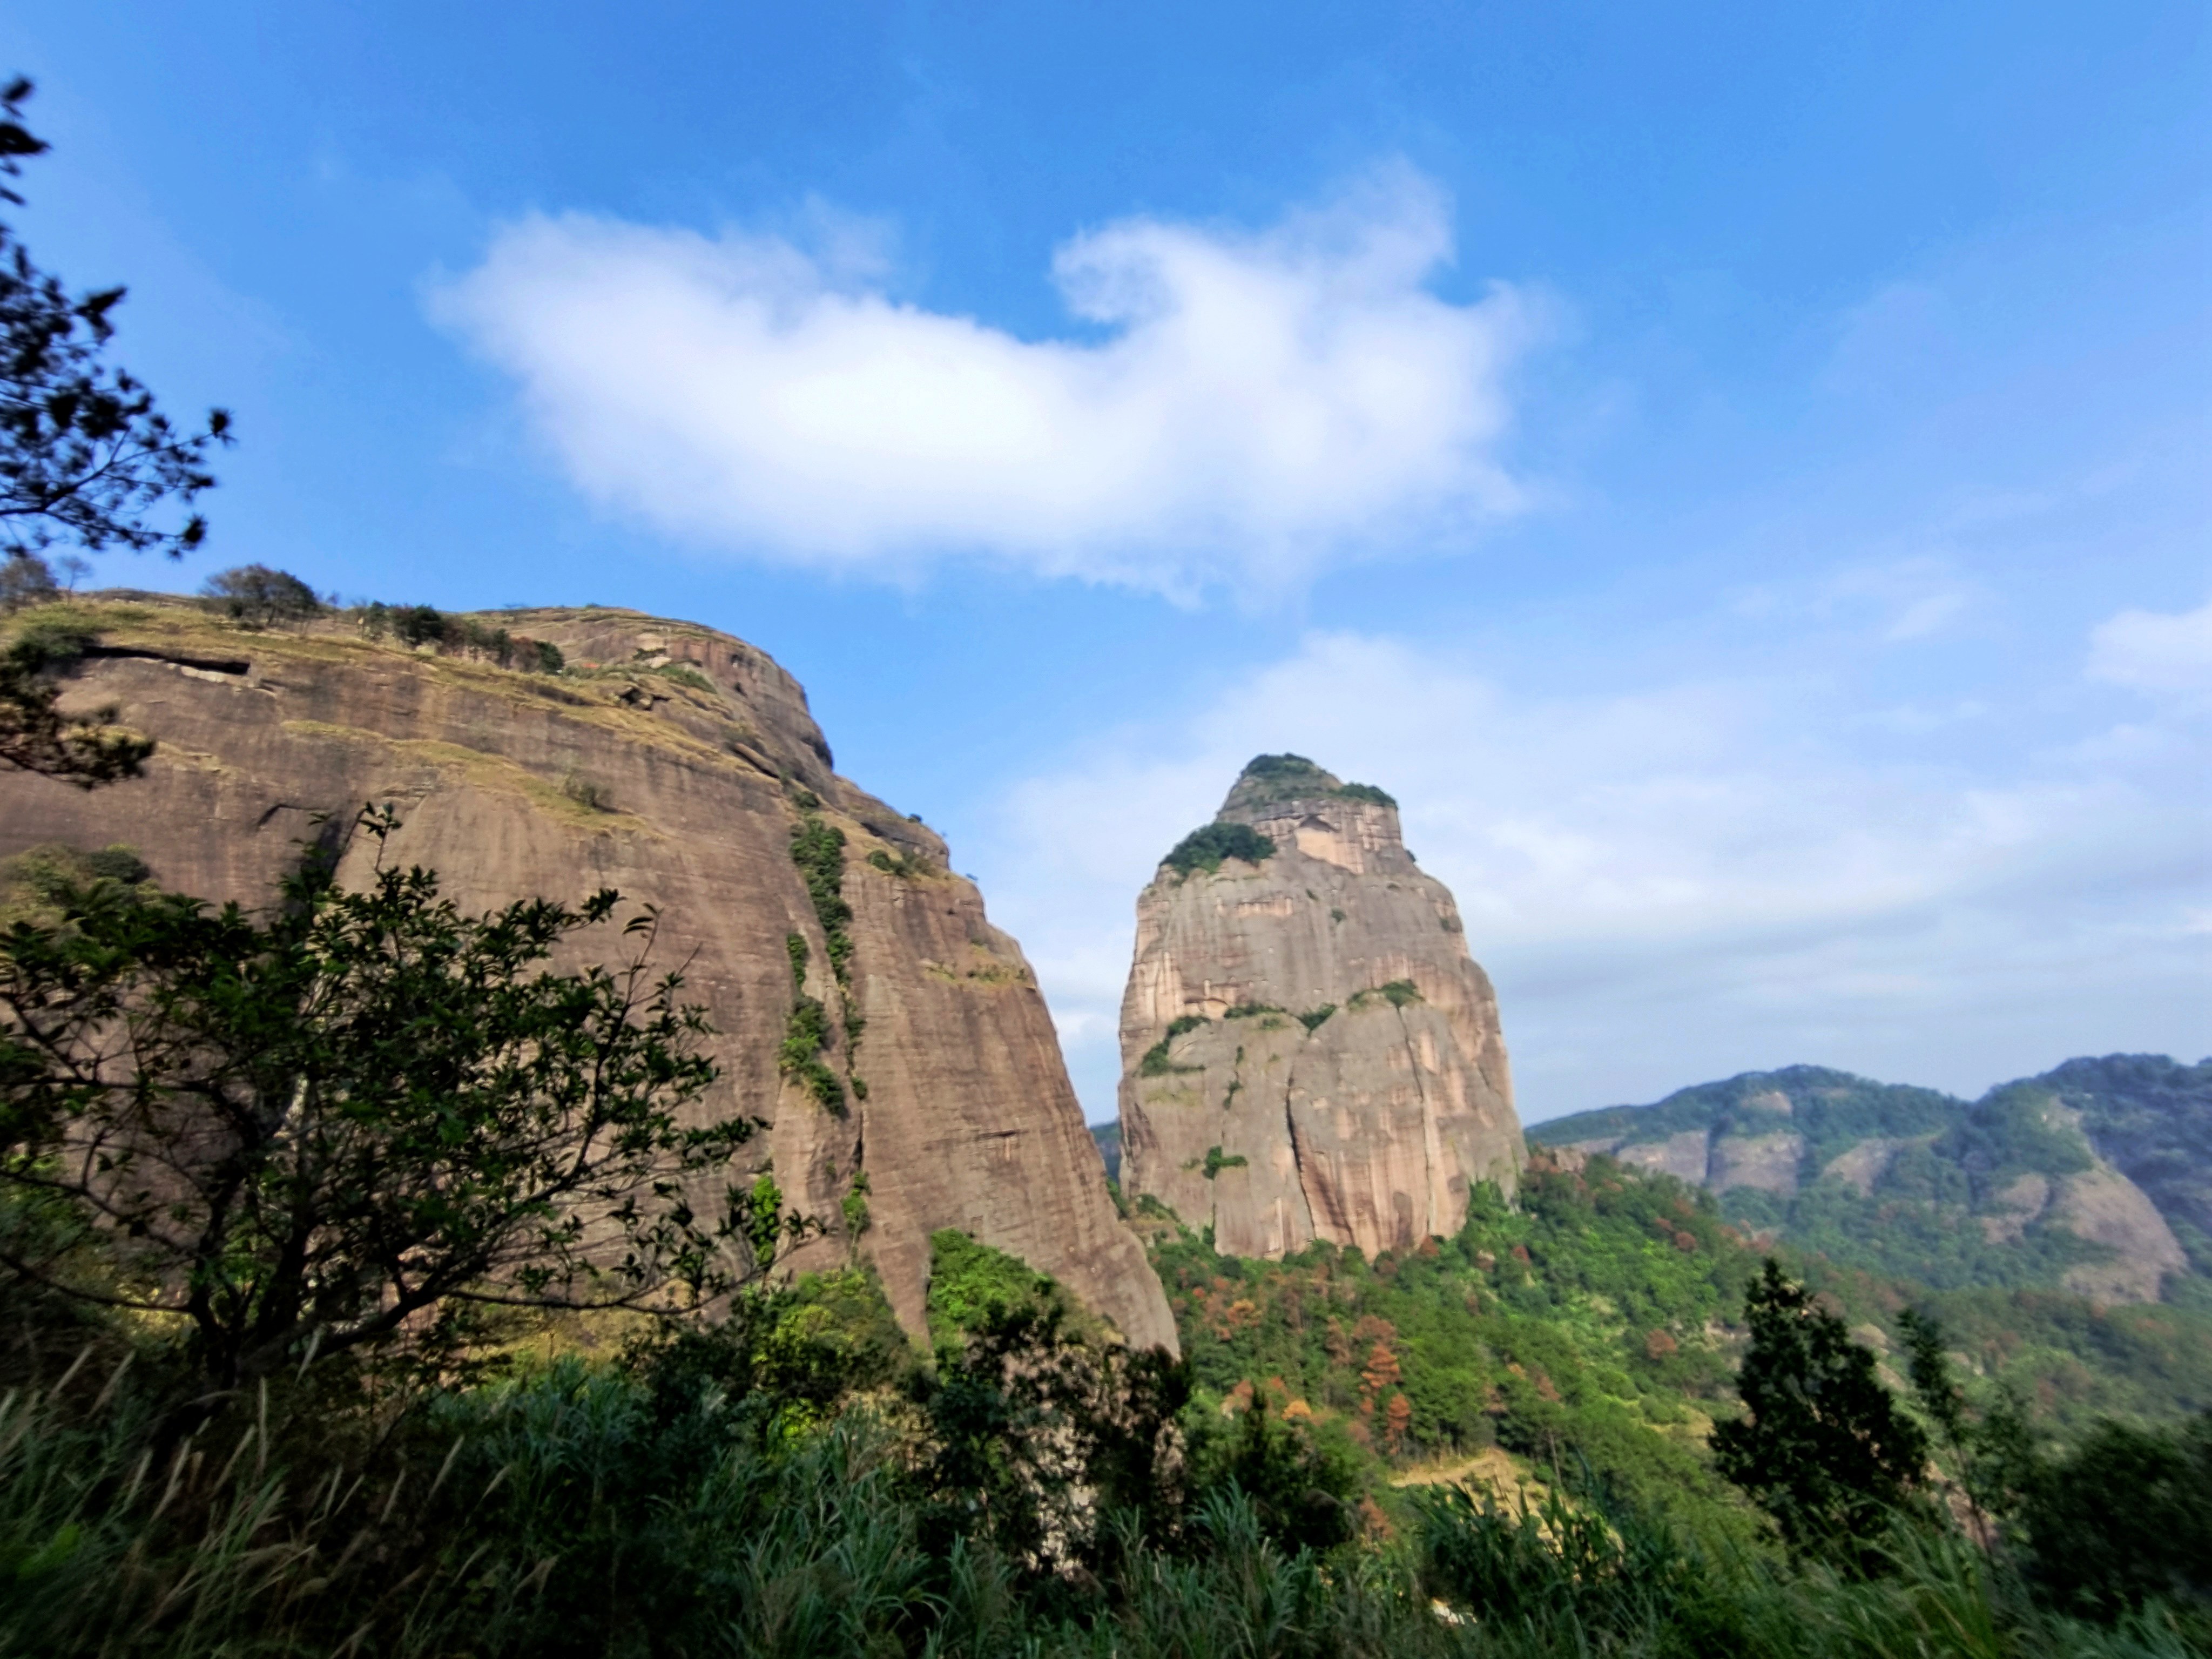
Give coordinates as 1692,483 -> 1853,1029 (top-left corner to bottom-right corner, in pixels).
1712,1259 -> 1927,1568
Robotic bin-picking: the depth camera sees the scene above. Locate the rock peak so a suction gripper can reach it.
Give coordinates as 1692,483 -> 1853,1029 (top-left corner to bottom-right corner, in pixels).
1218,753 -> 1398,824
1119,761 -> 1521,1260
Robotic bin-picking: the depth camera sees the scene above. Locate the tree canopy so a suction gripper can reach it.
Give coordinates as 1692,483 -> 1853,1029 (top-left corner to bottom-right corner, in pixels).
0,808 -> 762,1388
0,78 -> 231,563
1711,1259 -> 1928,1568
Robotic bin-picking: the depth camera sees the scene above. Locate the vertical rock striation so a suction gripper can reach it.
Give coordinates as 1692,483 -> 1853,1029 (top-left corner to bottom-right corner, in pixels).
1117,755 -> 1521,1258
1,598 -> 1175,1351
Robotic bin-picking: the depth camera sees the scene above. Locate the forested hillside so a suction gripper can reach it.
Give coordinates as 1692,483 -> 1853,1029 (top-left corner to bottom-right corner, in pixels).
1536,1057 -> 2209,1306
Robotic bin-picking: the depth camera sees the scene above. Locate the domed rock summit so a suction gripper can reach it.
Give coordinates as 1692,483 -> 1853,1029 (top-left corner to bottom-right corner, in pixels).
1116,754 -> 1522,1258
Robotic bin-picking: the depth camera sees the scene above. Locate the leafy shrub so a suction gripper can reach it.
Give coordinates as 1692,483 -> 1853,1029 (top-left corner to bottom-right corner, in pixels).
201,563 -> 320,625
1139,1015 -> 1209,1078
1296,1004 -> 1336,1033
0,841 -> 149,918
2015,1411 -> 2212,1620
1189,1145 -> 1248,1180
926,1231 -> 1082,1351
1161,821 -> 1275,877
560,767 -> 611,811
0,551 -> 57,610
1224,1001 -> 1284,1019
1333,781 -> 1397,807
867,847 -> 933,879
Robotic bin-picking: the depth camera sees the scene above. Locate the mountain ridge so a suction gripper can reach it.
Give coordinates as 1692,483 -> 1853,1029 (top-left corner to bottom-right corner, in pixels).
1532,1054 -> 2209,1305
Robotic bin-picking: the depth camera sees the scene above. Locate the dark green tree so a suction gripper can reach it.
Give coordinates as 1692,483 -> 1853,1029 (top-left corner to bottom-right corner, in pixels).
1711,1259 -> 1928,1567
0,808 -> 756,1390
0,77 -> 231,787
2015,1413 -> 2212,1623
0,79 -> 230,562
0,616 -> 150,785
200,563 -> 320,626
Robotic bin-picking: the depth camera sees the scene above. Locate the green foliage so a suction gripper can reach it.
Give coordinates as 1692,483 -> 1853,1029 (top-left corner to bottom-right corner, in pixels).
790,814 -> 854,987
200,564 -> 319,625
866,846 -> 932,878
1418,1476 -> 1746,1654
1534,1061 -> 2212,1306
1711,1261 -> 1929,1569
1161,820 -> 1276,877
1150,1154 -> 1757,1533
1351,979 -> 1423,1011
784,812 -> 862,1101
0,550 -> 55,609
1139,1015 -> 1210,1077
0,612 -> 151,784
1226,754 -> 1398,811
393,602 -> 446,645
1187,1145 -> 1249,1179
0,1270 -> 2200,1655
0,807 -> 744,1391
0,80 -> 232,563
780,995 -> 845,1111
1296,1004 -> 1336,1032
2014,1411 -> 2212,1622
926,1230 -> 1075,1351
641,658 -> 716,692
1091,1120 -> 1122,1183
1184,1387 -> 1360,1550
1334,781 -> 1397,806
0,840 -> 147,922
1224,1000 -> 1284,1019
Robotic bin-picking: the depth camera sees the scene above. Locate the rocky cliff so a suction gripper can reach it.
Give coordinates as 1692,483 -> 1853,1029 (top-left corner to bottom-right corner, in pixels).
1117,755 -> 1521,1259
0,596 -> 1175,1352
1535,1057 -> 2209,1304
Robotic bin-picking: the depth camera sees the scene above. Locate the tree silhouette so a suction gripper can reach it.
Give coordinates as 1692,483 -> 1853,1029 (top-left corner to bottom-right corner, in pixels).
1712,1259 -> 1927,1569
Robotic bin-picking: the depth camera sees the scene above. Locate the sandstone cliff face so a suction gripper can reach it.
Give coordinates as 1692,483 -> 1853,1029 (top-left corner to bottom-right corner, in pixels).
1118,756 -> 1521,1259
2,597 -> 1174,1352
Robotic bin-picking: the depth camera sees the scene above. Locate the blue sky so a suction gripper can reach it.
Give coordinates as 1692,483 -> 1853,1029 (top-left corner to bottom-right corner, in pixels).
6,2 -> 2206,1122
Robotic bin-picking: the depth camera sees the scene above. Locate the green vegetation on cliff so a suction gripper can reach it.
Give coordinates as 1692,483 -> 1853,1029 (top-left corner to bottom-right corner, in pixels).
1161,820 -> 1275,876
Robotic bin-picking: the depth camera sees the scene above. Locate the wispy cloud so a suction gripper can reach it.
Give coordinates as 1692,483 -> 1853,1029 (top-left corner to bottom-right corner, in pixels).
430,168 -> 1539,597
2089,597 -> 2212,699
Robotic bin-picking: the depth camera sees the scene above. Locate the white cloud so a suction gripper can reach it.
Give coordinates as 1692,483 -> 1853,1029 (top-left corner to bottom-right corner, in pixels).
2088,598 -> 2212,698
971,626 -> 2210,1125
429,169 -> 1538,596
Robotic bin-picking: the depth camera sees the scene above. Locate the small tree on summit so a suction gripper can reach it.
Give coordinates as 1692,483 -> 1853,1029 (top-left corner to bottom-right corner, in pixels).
1712,1259 -> 1927,1570
201,562 -> 320,626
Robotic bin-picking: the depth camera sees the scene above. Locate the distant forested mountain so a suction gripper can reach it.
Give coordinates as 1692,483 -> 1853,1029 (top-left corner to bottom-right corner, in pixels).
1091,1120 -> 1122,1184
1533,1056 -> 2210,1306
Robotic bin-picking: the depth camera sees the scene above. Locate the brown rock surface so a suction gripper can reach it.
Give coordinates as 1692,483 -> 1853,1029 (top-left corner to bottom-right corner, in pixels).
0,597 -> 1174,1352
1117,756 -> 1521,1259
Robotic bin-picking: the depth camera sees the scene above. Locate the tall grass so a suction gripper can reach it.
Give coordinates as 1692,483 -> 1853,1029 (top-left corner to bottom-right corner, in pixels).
0,1354 -> 2200,1657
